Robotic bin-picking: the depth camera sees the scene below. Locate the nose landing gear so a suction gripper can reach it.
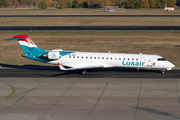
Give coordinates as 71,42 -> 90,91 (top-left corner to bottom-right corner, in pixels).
161,69 -> 167,74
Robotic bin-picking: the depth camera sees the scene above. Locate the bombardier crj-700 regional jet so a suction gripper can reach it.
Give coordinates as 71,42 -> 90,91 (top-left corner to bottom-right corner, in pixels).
5,35 -> 175,75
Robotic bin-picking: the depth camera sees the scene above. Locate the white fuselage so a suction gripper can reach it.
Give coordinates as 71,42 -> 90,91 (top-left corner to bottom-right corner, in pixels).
48,51 -> 175,71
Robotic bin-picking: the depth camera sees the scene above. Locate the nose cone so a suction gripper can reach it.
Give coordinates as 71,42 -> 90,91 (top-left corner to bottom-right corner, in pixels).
166,62 -> 175,70
169,62 -> 175,68
171,63 -> 175,68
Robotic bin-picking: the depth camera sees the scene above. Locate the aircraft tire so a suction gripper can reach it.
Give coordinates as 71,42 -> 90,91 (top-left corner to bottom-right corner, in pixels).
82,70 -> 87,75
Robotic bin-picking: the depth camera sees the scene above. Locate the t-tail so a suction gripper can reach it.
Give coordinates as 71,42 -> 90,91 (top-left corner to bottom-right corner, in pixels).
5,35 -> 46,54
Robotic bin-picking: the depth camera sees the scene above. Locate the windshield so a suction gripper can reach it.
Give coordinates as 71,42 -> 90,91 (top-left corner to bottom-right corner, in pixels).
157,58 -> 167,61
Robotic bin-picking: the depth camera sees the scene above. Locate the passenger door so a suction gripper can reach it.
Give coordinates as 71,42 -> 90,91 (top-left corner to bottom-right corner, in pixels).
147,58 -> 152,67
147,58 -> 156,67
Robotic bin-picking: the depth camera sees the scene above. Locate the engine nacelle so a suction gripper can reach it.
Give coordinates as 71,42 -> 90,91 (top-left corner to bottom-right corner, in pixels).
48,51 -> 60,59
52,49 -> 63,51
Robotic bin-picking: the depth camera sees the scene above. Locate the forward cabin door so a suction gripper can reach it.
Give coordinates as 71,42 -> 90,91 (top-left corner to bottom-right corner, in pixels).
147,58 -> 153,67
147,58 -> 156,68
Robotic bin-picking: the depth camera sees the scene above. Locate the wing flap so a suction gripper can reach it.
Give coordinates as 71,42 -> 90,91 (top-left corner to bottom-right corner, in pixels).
57,63 -> 103,71
65,65 -> 104,71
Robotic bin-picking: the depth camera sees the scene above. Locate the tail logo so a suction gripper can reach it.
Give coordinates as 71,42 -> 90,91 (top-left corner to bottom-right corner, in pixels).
21,38 -> 35,45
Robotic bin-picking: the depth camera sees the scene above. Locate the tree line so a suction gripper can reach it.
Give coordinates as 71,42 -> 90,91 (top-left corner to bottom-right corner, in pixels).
0,0 -> 179,9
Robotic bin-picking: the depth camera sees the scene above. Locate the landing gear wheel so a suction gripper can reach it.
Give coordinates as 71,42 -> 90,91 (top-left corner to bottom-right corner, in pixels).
82,70 -> 88,75
161,71 -> 165,74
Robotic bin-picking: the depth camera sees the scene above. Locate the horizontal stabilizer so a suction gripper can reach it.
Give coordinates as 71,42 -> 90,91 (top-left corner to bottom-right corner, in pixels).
5,37 -> 26,41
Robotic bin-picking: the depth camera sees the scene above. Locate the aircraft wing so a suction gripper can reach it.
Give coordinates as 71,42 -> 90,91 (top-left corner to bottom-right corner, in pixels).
57,63 -> 104,71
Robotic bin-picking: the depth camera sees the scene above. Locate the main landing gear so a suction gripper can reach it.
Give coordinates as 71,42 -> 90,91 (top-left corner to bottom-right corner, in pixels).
81,70 -> 88,75
161,71 -> 165,74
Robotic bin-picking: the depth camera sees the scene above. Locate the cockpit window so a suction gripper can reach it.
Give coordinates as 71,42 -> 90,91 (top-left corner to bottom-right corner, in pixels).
158,58 -> 166,61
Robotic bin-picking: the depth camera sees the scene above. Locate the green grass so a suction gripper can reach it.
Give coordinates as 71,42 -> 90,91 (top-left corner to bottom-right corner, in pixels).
0,31 -> 180,67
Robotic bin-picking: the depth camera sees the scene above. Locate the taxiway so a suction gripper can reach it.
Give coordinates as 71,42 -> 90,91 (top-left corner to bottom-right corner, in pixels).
0,67 -> 180,120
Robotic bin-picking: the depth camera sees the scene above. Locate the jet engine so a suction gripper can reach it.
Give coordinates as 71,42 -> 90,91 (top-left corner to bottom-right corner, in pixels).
42,51 -> 60,60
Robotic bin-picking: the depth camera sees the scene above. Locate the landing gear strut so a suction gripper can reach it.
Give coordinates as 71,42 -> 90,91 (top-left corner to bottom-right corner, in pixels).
81,70 -> 88,75
161,71 -> 165,74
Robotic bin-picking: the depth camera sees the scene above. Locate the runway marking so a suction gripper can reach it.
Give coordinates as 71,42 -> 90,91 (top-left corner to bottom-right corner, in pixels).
0,71 -> 174,101
0,79 -> 81,101
0,78 -> 108,101
0,73 -> 143,101
0,81 -> 15,101
11,78 -> 100,98
0,73 -> 165,101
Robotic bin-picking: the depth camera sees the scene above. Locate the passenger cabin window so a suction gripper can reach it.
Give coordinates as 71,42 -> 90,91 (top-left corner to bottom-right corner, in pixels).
106,57 -> 108,60
82,56 -> 83,59
98,57 -> 100,59
90,57 -> 92,59
102,57 -> 104,59
69,56 -> 71,58
77,56 -> 79,58
94,57 -> 96,59
123,58 -> 125,60
132,58 -> 134,61
158,58 -> 166,61
136,59 -> 138,61
128,58 -> 129,60
119,58 -> 121,60
86,57 -> 88,59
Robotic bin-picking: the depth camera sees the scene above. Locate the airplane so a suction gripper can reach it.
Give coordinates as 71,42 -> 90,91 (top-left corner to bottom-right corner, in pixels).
5,35 -> 175,75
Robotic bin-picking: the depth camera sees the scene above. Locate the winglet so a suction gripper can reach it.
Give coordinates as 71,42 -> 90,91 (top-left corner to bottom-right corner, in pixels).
57,63 -> 67,71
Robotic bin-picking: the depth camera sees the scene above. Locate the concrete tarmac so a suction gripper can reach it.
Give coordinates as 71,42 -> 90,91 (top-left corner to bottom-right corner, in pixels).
1,26 -> 180,31
0,77 -> 180,120
0,67 -> 180,120
0,67 -> 180,78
